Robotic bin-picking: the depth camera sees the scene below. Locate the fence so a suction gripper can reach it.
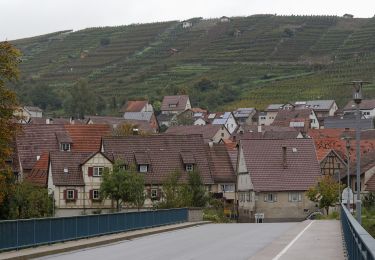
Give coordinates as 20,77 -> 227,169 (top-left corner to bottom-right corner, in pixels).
341,204 -> 375,260
0,208 -> 188,252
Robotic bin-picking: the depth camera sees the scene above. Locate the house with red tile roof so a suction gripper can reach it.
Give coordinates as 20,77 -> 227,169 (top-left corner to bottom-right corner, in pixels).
165,125 -> 231,143
237,138 -> 321,222
161,95 -> 191,115
119,100 -> 153,114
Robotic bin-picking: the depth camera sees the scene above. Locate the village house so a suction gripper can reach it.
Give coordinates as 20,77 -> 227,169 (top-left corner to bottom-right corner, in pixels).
258,103 -> 294,126
211,112 -> 238,134
101,134 -> 215,207
233,108 -> 257,125
294,100 -> 338,118
237,139 -> 321,222
219,16 -> 231,23
161,95 -> 191,115
47,151 -> 114,217
343,99 -> 375,119
119,100 -> 154,115
122,112 -> 159,132
14,124 -> 111,181
182,20 -> 193,28
14,106 -> 43,123
272,108 -> 319,133
166,124 -> 231,143
174,108 -> 207,126
324,113 -> 374,130
233,125 -> 303,141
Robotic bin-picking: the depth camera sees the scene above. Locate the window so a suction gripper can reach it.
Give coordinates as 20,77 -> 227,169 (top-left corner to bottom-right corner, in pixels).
139,165 -> 148,173
239,192 -> 246,202
67,189 -> 74,200
221,133 -> 225,137
60,143 -> 71,151
93,190 -> 100,200
246,192 -> 252,202
119,164 -> 128,171
169,104 -> 176,108
260,116 -> 266,120
93,167 -> 104,177
221,184 -> 234,192
289,192 -> 302,202
151,189 -> 158,198
185,164 -> 194,172
264,193 -> 277,202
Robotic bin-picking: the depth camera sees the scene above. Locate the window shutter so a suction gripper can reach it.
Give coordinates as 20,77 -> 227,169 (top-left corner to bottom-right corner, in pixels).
264,194 -> 267,202
298,193 -> 302,202
89,190 -> 93,199
63,190 -> 67,200
274,194 -> 277,202
88,167 -> 93,177
74,189 -> 78,199
147,187 -> 151,198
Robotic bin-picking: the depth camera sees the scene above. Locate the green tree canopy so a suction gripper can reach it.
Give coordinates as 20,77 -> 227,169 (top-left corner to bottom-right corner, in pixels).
306,175 -> 345,215
100,161 -> 145,211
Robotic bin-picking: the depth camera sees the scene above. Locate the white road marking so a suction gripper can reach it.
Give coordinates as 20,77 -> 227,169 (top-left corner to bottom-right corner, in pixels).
272,220 -> 315,260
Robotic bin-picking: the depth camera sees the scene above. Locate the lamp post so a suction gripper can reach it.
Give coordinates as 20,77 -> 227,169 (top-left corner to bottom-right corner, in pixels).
341,135 -> 352,210
352,80 -> 364,224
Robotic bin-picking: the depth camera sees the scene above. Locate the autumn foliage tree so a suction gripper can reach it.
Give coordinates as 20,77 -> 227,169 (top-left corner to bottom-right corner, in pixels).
0,42 -> 21,216
306,175 -> 345,215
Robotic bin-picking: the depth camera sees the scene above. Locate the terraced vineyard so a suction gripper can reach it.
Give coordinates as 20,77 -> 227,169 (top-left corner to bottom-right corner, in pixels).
10,15 -> 375,115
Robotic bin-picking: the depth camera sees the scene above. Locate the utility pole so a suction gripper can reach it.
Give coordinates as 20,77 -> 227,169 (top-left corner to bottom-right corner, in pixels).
351,80 -> 365,224
341,135 -> 352,210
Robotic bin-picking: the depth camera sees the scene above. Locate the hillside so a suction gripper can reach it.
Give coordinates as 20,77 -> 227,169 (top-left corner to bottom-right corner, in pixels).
10,15 -> 375,115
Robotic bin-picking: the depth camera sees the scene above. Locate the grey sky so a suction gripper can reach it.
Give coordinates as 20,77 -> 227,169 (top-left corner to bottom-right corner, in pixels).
1,0 -> 374,40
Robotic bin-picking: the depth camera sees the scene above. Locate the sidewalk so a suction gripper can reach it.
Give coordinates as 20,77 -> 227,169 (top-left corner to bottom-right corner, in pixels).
250,220 -> 346,260
0,221 -> 210,260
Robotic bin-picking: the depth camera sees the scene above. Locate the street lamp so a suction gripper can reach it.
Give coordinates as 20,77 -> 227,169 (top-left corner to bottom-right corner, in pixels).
352,80 -> 364,224
341,134 -> 352,210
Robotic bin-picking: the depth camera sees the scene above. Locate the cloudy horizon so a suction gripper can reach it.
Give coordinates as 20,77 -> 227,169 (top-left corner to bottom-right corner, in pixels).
1,0 -> 374,40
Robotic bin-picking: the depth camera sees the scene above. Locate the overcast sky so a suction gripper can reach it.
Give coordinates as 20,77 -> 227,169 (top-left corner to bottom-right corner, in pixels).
1,0 -> 375,40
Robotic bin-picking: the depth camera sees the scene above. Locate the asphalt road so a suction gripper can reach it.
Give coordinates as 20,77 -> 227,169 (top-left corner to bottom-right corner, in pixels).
39,223 -> 297,260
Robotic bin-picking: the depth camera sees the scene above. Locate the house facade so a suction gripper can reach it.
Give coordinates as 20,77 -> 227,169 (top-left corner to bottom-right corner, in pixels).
211,112 -> 238,134
237,139 -> 321,222
343,99 -> 375,119
233,108 -> 257,125
161,95 -> 191,115
294,100 -> 338,117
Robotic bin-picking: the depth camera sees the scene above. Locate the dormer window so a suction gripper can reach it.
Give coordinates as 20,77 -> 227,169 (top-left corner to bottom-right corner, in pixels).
185,164 -> 194,172
139,165 -> 148,173
60,143 -> 71,151
169,104 -> 177,108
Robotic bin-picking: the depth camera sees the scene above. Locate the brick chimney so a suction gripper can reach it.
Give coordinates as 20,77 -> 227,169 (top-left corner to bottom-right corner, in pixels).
282,146 -> 287,169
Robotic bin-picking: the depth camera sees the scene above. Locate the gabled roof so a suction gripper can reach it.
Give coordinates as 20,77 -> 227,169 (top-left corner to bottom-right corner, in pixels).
344,99 -> 375,110
212,112 -> 234,125
233,108 -> 256,118
102,135 -> 214,185
240,139 -> 321,191
165,125 -> 227,142
120,100 -> 148,113
266,104 -> 285,111
24,106 -> 43,113
123,112 -> 154,122
206,144 -> 236,183
64,125 -> 111,152
16,125 -> 66,170
272,108 -> 313,132
161,95 -> 190,112
294,100 -> 335,111
25,152 -> 49,187
50,151 -> 93,186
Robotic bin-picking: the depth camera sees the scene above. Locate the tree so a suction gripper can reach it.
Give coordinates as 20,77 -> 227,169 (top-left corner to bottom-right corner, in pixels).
8,181 -> 52,219
100,161 -> 145,211
186,170 -> 207,207
64,79 -> 96,118
113,123 -> 147,136
306,175 -> 344,215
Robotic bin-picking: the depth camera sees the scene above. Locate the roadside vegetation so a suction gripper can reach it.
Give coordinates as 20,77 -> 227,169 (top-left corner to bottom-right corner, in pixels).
362,193 -> 375,238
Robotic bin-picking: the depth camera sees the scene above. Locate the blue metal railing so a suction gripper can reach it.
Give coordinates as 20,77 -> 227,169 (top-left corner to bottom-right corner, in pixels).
0,208 -> 188,252
341,204 -> 375,260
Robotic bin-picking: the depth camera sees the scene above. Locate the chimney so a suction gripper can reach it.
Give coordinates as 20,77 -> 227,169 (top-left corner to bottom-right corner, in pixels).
208,141 -> 214,148
46,118 -> 50,124
282,146 -> 287,169
258,125 -> 262,133
36,155 -> 40,161
70,117 -> 75,124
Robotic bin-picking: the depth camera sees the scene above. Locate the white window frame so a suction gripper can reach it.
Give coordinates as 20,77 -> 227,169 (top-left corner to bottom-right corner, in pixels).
289,192 -> 302,202
139,165 -> 148,173
60,143 -> 71,151
151,189 -> 158,198
93,190 -> 100,200
67,189 -> 74,200
169,104 -> 177,108
221,184 -> 234,192
93,166 -> 104,177
185,164 -> 194,172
